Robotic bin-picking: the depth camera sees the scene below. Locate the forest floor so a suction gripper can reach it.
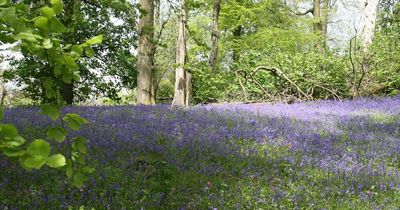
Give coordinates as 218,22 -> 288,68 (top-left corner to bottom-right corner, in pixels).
1,95 -> 400,209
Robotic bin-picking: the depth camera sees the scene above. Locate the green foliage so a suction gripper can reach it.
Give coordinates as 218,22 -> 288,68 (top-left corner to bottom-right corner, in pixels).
368,2 -> 400,96
46,126 -> 67,143
42,104 -> 59,120
156,79 -> 174,101
63,113 -> 88,131
0,0 -> 98,187
191,62 -> 230,103
47,154 -> 66,168
7,0 -> 138,104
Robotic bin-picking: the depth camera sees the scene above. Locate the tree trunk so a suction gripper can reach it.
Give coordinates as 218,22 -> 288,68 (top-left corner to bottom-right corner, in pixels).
0,68 -> 6,105
60,0 -> 80,104
313,0 -> 324,52
232,25 -> 242,67
136,0 -> 156,105
362,0 -> 380,50
172,0 -> 191,107
61,83 -> 74,105
322,0 -> 329,47
208,0 -> 221,71
185,72 -> 192,106
155,0 -> 160,24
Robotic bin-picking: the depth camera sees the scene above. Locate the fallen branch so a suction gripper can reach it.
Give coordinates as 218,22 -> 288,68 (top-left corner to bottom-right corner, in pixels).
250,66 -> 312,100
234,70 -> 248,102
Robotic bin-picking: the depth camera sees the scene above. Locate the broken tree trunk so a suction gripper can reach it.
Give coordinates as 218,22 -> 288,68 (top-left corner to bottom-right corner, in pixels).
172,0 -> 191,107
361,0 -> 380,51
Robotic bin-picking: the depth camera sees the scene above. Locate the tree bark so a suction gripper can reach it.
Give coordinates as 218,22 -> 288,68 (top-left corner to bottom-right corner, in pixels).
313,0 -> 324,52
208,0 -> 221,71
60,0 -> 80,104
136,0 -> 156,105
155,0 -> 160,24
361,0 -> 380,50
172,0 -> 191,107
322,0 -> 330,47
232,25 -> 242,67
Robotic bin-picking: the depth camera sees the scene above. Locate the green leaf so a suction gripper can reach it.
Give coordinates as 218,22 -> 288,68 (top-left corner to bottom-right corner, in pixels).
48,17 -> 65,33
72,137 -> 89,154
0,0 -> 8,6
3,148 -> 26,157
34,16 -> 48,30
71,45 -> 83,56
66,159 -> 73,178
27,139 -> 50,157
63,114 -> 88,131
15,32 -> 43,43
54,65 -> 63,77
81,167 -> 95,174
19,155 -> 32,171
73,172 -> 88,188
41,6 -> 55,18
52,3 -> 63,15
85,35 -> 103,45
63,55 -> 78,71
84,47 -> 94,58
43,78 -> 53,90
23,155 -> 47,169
50,0 -> 64,14
47,154 -> 66,168
7,136 -> 26,147
47,126 -> 67,143
50,0 -> 61,5
72,151 -> 85,164
62,72 -> 73,83
42,38 -> 53,49
72,72 -> 81,82
1,124 -> 18,138
42,104 -> 59,121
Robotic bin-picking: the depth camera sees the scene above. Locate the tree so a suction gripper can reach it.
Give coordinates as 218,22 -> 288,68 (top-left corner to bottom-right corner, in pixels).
172,0 -> 191,107
208,0 -> 221,71
362,0 -> 380,50
8,0 -> 137,104
136,0 -> 156,105
0,0 -> 99,187
312,0 -> 331,51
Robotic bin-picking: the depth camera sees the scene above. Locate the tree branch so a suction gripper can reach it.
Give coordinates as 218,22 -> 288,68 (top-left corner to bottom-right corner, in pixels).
295,7 -> 314,16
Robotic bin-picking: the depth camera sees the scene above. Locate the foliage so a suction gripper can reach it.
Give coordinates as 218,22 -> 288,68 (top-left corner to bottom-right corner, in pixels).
183,0 -> 351,103
5,0 -> 137,104
0,0 -> 98,187
368,1 -> 400,96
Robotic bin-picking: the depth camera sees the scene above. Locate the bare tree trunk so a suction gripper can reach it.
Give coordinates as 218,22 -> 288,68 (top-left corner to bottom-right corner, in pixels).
155,0 -> 160,24
185,72 -> 192,106
172,0 -> 191,107
322,0 -> 330,48
0,68 -> 6,105
136,0 -> 156,105
208,0 -> 221,71
362,0 -> 380,51
151,0 -> 161,104
313,0 -> 324,52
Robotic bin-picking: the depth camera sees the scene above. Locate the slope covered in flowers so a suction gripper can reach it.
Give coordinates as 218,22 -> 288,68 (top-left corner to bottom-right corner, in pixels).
1,96 -> 400,209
